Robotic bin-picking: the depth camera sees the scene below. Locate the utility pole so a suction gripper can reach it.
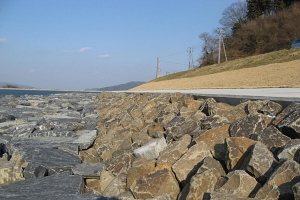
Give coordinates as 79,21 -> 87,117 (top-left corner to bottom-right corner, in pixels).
156,57 -> 160,78
218,28 -> 227,64
188,47 -> 194,70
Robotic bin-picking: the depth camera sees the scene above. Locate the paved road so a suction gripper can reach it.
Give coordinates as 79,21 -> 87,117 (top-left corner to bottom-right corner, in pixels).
127,88 -> 300,103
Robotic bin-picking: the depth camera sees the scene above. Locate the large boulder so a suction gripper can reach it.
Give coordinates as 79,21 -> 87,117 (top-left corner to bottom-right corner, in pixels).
156,134 -> 191,166
133,137 -> 167,160
277,139 -> 300,163
277,110 -> 300,139
255,159 -> 300,199
131,168 -> 180,200
229,114 -> 267,138
195,124 -> 230,161
172,141 -> 212,187
241,141 -> 278,183
225,137 -> 256,171
215,170 -> 260,197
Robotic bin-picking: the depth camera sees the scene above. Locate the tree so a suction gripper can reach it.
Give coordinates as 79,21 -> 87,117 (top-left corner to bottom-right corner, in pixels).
199,32 -> 218,66
219,1 -> 248,35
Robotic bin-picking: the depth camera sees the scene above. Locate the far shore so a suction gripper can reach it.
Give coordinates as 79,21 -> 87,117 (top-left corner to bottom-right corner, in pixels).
0,88 -> 101,93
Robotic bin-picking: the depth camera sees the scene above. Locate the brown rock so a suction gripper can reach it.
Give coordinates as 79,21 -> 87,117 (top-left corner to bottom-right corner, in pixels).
293,182 -> 300,200
246,100 -> 282,116
254,180 -> 280,200
105,153 -> 134,176
172,141 -> 212,187
200,115 -> 229,130
223,101 -> 248,123
131,168 -> 180,200
197,157 -> 226,176
215,170 -> 259,197
229,114 -> 267,138
85,178 -> 101,192
208,192 -> 256,200
0,163 -> 24,187
242,141 -> 278,183
183,168 -> 221,200
255,159 -> 300,199
147,123 -> 165,138
225,137 -> 256,171
126,158 -> 156,190
278,110 -> 300,139
157,134 -> 191,166
179,107 -> 196,118
183,99 -> 204,111
99,170 -> 115,193
195,124 -> 230,161
165,117 -> 198,143
155,111 -> 177,126
102,172 -> 127,197
277,139 -> 300,163
273,102 -> 300,125
256,125 -> 291,153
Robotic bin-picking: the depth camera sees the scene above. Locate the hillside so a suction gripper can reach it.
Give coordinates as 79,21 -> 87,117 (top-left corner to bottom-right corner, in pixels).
131,48 -> 300,90
89,81 -> 145,91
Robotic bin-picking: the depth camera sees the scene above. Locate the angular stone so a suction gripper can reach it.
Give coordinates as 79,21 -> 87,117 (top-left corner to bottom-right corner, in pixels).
105,153 -> 133,176
208,192 -> 255,200
223,101 -> 248,123
131,168 -> 180,200
165,117 -> 198,143
242,141 -> 278,183
99,170 -> 115,193
229,114 -> 267,138
197,157 -> 226,176
179,107 -> 196,118
133,137 -> 167,160
246,100 -> 282,116
225,137 -> 256,171
256,125 -> 291,153
200,115 -> 229,130
278,110 -> 300,138
172,141 -> 212,187
277,139 -> 300,164
0,173 -> 84,198
183,99 -> 203,111
293,182 -> 300,200
126,158 -> 156,190
147,123 -> 165,138
183,168 -> 220,200
255,159 -> 300,199
72,130 -> 98,150
0,162 -> 24,186
254,180 -> 280,200
157,134 -> 191,166
102,172 -> 127,197
195,124 -> 230,161
273,102 -> 300,125
72,162 -> 105,178
23,163 -> 48,179
215,170 -> 259,197
18,146 -> 81,176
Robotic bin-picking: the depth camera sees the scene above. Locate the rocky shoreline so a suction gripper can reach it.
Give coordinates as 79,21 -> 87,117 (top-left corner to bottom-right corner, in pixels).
0,92 -> 300,199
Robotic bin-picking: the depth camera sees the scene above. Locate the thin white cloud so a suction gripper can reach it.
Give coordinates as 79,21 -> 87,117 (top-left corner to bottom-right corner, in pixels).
97,54 -> 111,58
62,47 -> 92,53
0,38 -> 8,44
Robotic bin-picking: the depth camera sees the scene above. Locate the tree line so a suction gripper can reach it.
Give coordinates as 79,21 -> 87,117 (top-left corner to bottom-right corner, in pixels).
199,0 -> 300,66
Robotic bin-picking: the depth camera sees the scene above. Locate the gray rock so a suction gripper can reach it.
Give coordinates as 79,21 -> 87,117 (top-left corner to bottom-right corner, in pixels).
277,139 -> 300,163
278,110 -> 300,139
229,114 -> 267,138
0,173 -> 84,199
133,137 -> 167,160
72,130 -> 98,150
72,162 -> 105,178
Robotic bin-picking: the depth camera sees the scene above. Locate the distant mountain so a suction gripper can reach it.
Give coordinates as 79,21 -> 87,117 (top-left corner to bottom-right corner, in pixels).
89,81 -> 146,91
0,82 -> 34,88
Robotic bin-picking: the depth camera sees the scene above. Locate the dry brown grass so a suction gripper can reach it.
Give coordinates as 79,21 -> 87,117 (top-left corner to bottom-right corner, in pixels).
131,59 -> 300,90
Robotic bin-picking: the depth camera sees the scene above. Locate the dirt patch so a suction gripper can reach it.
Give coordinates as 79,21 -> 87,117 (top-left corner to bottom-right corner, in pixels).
131,60 -> 300,90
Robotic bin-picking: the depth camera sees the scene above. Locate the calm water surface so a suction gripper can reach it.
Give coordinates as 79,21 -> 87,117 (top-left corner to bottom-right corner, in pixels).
0,89 -> 100,96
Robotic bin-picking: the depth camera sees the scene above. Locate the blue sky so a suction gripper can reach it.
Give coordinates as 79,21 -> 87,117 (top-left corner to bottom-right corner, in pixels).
0,0 -> 240,90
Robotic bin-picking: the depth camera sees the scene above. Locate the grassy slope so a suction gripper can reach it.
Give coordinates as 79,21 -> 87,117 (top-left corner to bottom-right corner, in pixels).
152,48 -> 300,82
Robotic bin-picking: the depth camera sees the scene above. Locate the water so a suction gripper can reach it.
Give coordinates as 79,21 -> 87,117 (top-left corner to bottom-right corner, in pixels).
0,89 -> 100,96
